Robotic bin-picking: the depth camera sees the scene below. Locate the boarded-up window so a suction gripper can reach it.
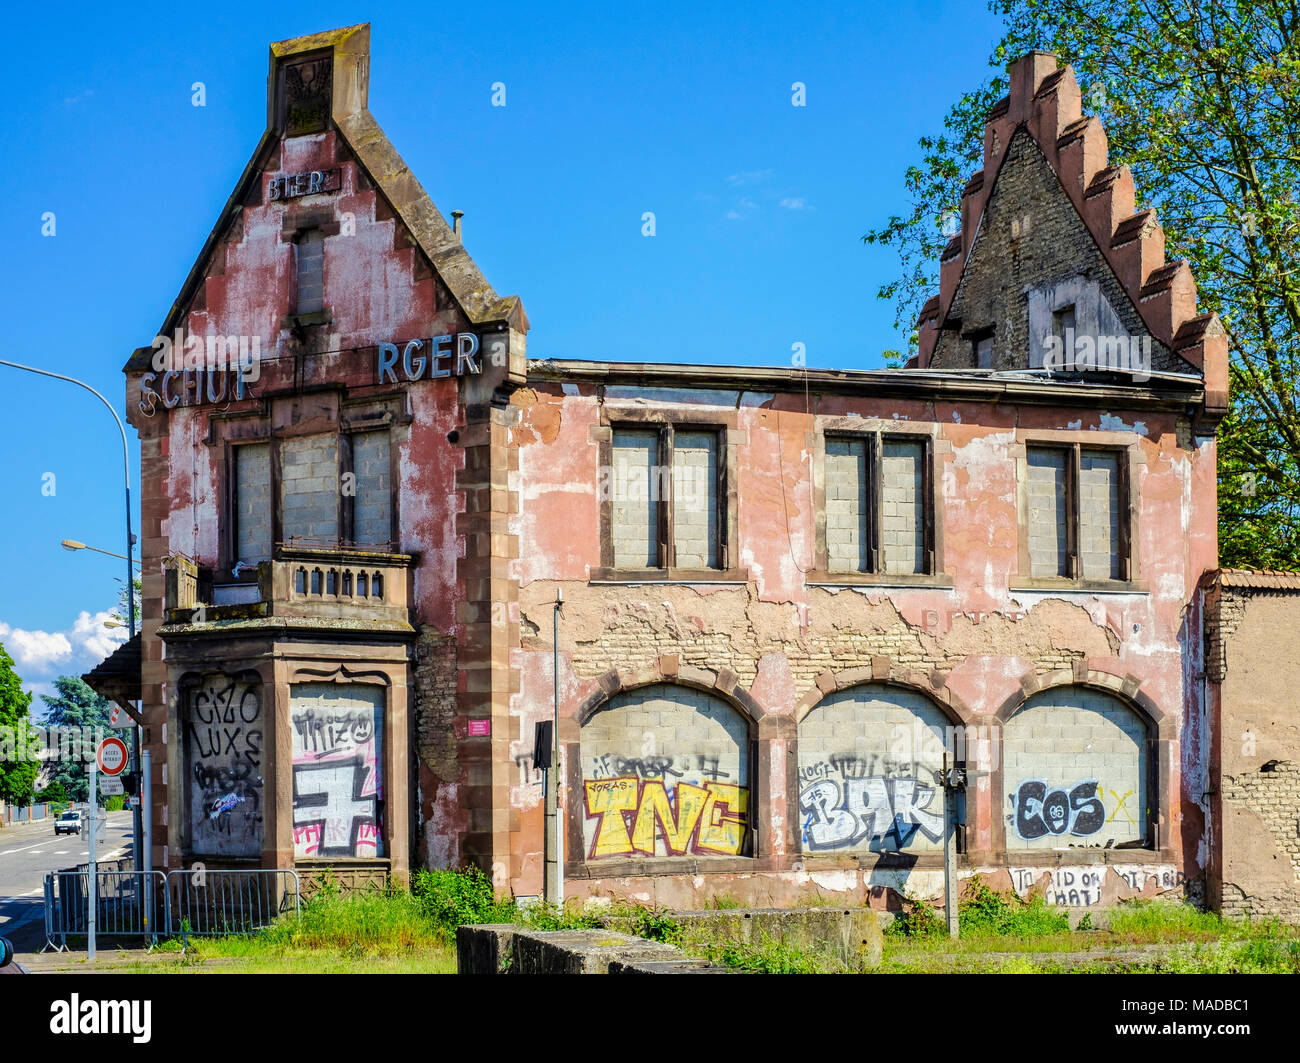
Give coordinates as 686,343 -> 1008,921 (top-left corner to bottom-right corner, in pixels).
580,684 -> 749,859
186,676 -> 263,858
672,431 -> 718,568
1027,446 -> 1069,577
1025,444 -> 1128,582
1079,451 -> 1121,580
797,685 -> 950,854
291,683 -> 385,858
611,430 -> 660,568
234,443 -> 272,563
350,431 -> 391,546
824,433 -> 932,576
282,433 -> 339,544
1003,687 -> 1149,853
880,439 -> 925,575
295,229 -> 325,314
825,438 -> 868,573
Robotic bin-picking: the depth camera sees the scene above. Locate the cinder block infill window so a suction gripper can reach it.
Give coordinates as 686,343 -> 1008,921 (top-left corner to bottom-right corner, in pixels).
1025,443 -> 1129,581
607,426 -> 721,570
825,433 -> 933,576
294,229 -> 325,315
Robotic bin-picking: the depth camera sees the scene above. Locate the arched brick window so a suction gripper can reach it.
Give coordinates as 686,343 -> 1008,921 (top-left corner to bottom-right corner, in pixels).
797,684 -> 951,854
579,684 -> 750,860
1002,686 -> 1150,849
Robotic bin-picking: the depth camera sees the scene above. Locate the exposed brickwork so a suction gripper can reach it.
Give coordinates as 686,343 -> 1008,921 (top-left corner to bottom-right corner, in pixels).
234,442 -> 272,561
1026,447 -> 1067,577
281,433 -> 339,541
671,431 -> 717,569
824,438 -> 867,572
1219,762 -> 1300,921
880,439 -> 924,574
351,429 -> 390,545
611,430 -> 657,568
1002,687 -> 1148,849
413,625 -> 459,779
1079,450 -> 1119,579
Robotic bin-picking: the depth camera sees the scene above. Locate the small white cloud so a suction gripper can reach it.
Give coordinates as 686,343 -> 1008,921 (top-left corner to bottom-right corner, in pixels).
738,196 -> 758,209
779,197 -> 809,210
0,604 -> 127,682
727,169 -> 774,187
725,210 -> 743,220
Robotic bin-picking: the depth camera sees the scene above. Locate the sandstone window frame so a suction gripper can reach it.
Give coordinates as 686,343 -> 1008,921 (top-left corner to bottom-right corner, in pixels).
211,392 -> 407,584
809,421 -> 947,587
592,407 -> 744,583
1014,434 -> 1139,591
988,682 -> 1165,859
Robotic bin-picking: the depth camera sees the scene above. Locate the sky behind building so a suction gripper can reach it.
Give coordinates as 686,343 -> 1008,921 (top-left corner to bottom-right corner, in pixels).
0,0 -> 1004,700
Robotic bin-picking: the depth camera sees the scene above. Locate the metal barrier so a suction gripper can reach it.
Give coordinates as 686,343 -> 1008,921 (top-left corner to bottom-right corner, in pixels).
42,868 -> 299,951
43,870 -> 167,952
166,870 -> 300,945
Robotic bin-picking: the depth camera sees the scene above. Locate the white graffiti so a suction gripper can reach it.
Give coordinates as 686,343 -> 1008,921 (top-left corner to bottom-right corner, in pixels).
801,775 -> 944,851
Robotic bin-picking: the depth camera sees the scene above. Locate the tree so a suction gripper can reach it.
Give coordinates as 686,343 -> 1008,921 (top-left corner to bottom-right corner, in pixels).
0,644 -> 38,806
110,574 -> 142,632
36,781 -> 69,804
40,676 -> 116,803
864,0 -> 1300,568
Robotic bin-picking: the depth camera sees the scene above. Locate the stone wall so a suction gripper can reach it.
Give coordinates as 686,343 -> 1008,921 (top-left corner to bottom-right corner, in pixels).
1205,574 -> 1300,920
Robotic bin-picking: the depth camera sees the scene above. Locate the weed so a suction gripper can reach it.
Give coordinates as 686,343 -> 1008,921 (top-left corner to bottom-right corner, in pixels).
885,891 -> 945,938
412,866 -> 517,937
959,876 -> 1069,936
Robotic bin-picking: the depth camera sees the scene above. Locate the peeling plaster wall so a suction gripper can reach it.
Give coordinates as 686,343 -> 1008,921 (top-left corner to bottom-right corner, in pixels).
509,380 -> 1215,909
141,126 -> 477,875
1208,587 -> 1300,920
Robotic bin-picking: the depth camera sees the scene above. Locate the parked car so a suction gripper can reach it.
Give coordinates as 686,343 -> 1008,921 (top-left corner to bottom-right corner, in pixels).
54,810 -> 83,835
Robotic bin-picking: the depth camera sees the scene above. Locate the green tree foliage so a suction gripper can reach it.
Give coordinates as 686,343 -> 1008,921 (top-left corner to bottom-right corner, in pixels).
41,676 -> 116,803
864,0 -> 1300,568
0,644 -> 38,805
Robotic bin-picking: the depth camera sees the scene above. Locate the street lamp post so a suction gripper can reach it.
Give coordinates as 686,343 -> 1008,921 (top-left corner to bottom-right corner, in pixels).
0,360 -> 142,875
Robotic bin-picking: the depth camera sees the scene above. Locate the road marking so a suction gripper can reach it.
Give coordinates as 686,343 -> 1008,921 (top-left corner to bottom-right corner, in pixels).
54,850 -> 69,854
0,841 -> 59,856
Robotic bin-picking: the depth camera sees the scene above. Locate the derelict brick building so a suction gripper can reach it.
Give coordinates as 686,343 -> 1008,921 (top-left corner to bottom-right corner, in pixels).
98,27 -> 1233,911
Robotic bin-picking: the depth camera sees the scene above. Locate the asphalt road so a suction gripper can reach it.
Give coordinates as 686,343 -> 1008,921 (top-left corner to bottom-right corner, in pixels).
0,811 -> 134,957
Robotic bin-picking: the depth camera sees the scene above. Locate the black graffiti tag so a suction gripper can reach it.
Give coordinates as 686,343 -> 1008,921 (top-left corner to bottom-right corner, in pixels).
1013,778 -> 1105,840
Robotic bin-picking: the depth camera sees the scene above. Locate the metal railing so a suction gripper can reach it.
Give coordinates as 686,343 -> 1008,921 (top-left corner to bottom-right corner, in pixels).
44,870 -> 166,952
167,869 -> 300,945
42,868 -> 299,951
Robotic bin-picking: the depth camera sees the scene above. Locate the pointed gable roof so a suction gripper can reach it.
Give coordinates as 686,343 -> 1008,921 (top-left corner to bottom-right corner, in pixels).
912,51 -> 1228,416
126,23 -> 526,371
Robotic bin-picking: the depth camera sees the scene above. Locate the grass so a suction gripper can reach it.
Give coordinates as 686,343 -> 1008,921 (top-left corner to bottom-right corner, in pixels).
60,869 -> 1300,975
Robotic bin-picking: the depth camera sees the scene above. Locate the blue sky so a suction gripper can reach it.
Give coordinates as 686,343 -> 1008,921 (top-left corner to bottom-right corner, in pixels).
0,0 -> 1004,704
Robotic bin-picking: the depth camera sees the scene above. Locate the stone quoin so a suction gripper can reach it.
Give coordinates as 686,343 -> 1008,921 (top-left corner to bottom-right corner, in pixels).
88,25 -> 1266,917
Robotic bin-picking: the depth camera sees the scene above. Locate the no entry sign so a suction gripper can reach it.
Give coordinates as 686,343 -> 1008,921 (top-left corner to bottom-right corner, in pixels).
96,736 -> 129,776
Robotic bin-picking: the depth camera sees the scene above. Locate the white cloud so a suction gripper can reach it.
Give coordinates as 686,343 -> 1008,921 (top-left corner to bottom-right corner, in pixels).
779,197 -> 809,210
725,210 -> 743,220
727,169 -> 774,187
0,606 -> 127,690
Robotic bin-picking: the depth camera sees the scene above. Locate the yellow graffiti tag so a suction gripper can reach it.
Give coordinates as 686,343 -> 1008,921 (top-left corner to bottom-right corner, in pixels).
584,776 -> 639,858
697,782 -> 748,855
1107,788 -> 1136,825
631,781 -> 709,855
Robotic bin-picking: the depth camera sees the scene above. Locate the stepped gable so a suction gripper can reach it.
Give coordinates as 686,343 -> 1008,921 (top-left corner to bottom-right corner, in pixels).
910,51 -> 1228,415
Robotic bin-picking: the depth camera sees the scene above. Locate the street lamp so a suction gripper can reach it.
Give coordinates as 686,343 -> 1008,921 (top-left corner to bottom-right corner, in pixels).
62,540 -> 143,567
0,359 -> 142,876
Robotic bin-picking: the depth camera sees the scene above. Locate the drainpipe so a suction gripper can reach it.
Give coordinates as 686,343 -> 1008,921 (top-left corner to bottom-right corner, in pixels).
545,589 -> 565,906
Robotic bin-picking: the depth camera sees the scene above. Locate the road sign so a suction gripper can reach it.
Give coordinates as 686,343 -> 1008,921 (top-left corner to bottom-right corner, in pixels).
100,775 -> 124,796
96,736 -> 129,776
107,704 -> 136,729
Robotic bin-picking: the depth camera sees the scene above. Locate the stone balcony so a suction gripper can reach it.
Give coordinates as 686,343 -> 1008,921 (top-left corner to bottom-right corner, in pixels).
160,547 -> 416,636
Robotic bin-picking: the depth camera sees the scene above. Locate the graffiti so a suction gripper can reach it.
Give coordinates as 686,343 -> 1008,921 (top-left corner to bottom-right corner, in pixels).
589,753 -> 731,782
1009,866 -> 1105,906
1012,779 -> 1105,840
292,758 -> 381,857
290,688 -> 384,858
583,777 -> 748,858
292,708 -> 375,757
187,678 -> 263,857
800,774 -> 943,851
1107,789 -> 1136,825
1114,866 -> 1186,893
